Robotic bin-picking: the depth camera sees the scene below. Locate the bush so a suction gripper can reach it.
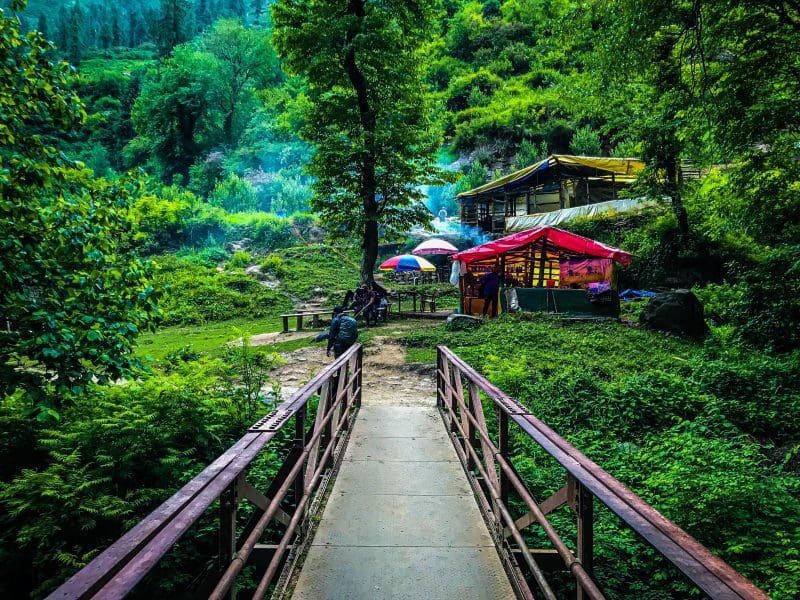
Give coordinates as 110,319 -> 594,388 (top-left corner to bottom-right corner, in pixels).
228,250 -> 252,269
0,364 -> 245,597
222,212 -> 296,251
260,254 -> 287,277
209,175 -> 259,213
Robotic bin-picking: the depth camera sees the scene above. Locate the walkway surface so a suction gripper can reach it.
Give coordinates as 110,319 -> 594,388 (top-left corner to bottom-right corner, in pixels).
291,339 -> 515,599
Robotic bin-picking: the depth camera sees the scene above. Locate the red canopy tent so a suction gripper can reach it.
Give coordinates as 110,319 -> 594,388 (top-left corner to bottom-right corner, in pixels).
451,226 -> 632,316
452,226 -> 632,266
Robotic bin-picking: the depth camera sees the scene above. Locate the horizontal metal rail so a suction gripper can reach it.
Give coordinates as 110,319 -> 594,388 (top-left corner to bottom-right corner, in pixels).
436,345 -> 768,600
49,344 -> 363,600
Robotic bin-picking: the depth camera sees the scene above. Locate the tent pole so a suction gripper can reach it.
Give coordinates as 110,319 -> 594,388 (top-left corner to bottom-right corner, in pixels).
538,237 -> 548,287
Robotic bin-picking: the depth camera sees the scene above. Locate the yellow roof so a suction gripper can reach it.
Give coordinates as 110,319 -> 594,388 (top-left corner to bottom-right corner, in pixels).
456,155 -> 645,200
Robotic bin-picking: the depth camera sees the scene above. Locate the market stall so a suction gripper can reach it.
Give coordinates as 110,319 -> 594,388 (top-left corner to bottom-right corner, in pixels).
451,226 -> 632,318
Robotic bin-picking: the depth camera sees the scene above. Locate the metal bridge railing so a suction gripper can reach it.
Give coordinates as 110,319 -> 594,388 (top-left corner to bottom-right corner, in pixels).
49,344 -> 363,600
436,345 -> 768,600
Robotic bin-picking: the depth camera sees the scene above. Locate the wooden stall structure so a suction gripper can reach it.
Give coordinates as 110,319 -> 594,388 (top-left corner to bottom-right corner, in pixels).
452,226 -> 632,318
457,155 -> 645,235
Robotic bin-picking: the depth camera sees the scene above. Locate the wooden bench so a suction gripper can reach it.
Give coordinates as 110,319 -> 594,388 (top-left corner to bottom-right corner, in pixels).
419,291 -> 438,313
280,309 -> 353,333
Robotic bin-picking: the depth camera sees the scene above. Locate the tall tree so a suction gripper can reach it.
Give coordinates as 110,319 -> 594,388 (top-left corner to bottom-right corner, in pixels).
273,0 -> 447,281
56,6 -> 68,49
111,10 -> 121,46
251,0 -> 264,25
131,46 -> 217,181
36,12 -> 47,38
195,0 -> 210,30
128,9 -> 144,47
155,0 -> 191,57
68,0 -> 83,65
202,19 -> 278,143
593,0 -> 697,237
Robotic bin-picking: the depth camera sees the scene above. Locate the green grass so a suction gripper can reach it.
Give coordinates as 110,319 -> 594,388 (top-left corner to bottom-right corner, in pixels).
136,317 -> 283,362
274,245 -> 360,302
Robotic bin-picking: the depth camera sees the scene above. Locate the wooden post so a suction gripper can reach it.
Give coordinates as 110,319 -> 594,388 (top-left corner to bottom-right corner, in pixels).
611,172 -> 616,199
575,477 -> 595,600
294,403 -> 307,517
465,381 -> 475,471
498,408 -> 510,507
218,475 -> 240,600
322,377 -> 335,470
525,188 -> 532,214
538,237 -> 548,287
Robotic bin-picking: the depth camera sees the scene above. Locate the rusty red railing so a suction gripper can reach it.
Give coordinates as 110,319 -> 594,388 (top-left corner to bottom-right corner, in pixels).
436,345 -> 768,600
49,344 -> 363,600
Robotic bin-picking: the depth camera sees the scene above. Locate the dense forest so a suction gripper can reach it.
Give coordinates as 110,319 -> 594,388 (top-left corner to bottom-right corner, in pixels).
0,0 -> 798,597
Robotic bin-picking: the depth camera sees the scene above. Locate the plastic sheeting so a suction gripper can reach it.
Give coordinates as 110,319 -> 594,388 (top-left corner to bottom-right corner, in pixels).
452,226 -> 632,267
505,197 -> 659,232
560,258 -> 613,287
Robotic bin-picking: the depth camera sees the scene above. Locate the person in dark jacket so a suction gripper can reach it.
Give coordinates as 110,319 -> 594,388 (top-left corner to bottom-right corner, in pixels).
326,306 -> 359,358
481,267 -> 501,317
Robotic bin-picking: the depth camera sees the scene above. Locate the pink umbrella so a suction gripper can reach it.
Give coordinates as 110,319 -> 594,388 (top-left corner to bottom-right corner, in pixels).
411,238 -> 458,255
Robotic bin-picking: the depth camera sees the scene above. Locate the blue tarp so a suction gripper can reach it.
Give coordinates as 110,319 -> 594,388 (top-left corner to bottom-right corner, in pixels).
619,289 -> 657,302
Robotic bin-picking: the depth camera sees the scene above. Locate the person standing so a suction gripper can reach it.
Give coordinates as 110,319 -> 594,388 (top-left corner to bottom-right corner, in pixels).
327,306 -> 359,358
481,267 -> 501,318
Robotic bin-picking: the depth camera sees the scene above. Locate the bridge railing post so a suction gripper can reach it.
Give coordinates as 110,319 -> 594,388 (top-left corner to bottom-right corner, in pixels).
218,473 -> 242,600
294,402 -> 307,521
498,407 -> 510,507
572,476 -> 594,600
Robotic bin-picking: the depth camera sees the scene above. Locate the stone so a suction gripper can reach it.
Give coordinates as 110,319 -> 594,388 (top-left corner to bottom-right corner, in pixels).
640,289 -> 710,338
446,313 -> 484,330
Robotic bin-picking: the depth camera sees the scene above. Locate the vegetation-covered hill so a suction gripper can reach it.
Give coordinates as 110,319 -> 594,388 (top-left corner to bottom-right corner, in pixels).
0,0 -> 798,596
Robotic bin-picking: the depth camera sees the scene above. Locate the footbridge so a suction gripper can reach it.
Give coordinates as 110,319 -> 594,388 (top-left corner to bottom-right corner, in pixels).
50,344 -> 767,600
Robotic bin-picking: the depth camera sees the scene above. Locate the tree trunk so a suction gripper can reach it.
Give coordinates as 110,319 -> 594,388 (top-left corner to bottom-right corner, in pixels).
665,156 -> 690,238
344,0 -> 378,283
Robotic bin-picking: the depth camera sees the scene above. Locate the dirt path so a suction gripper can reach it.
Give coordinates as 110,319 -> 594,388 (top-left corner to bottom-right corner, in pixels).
270,322 -> 436,402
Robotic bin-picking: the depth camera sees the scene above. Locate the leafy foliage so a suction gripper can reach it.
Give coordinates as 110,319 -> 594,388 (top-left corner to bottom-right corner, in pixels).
402,316 -> 800,598
0,5 -> 160,417
273,0 -> 449,280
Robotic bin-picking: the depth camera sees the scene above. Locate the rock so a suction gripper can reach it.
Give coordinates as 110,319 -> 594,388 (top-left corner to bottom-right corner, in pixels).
446,314 -> 484,330
639,289 -> 709,338
226,238 -> 252,253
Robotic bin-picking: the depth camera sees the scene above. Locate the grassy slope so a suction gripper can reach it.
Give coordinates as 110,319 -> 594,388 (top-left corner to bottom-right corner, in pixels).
137,244 -> 361,361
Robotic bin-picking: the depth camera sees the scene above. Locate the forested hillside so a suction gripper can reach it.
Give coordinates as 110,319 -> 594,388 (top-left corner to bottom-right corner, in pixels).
0,0 -> 798,597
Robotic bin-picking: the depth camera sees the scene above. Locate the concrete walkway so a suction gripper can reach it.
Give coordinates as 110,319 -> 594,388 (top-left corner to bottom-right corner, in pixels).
292,345 -> 514,599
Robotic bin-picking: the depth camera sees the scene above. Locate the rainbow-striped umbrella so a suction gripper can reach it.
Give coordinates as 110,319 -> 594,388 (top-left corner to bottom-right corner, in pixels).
379,254 -> 437,272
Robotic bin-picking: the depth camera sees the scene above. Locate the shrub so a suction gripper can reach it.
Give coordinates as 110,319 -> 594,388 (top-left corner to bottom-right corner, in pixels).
209,175 -> 259,213
570,124 -> 602,156
260,254 -> 287,277
222,212 -> 296,251
228,250 -> 252,269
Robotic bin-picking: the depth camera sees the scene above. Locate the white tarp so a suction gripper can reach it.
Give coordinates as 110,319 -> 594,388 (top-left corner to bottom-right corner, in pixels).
449,260 -> 462,286
505,197 -> 660,232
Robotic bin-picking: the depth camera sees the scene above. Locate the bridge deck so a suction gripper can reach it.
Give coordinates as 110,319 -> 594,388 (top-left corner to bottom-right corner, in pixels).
292,375 -> 514,599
